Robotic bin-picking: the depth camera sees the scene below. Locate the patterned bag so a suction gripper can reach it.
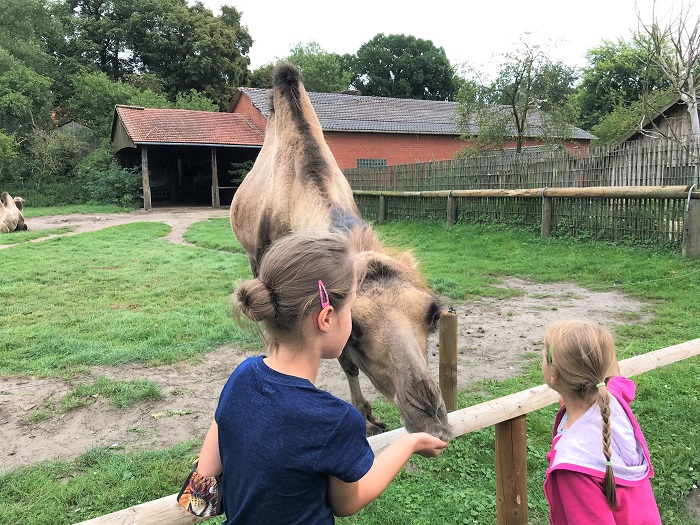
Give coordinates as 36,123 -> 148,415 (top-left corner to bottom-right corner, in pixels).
176,461 -> 224,517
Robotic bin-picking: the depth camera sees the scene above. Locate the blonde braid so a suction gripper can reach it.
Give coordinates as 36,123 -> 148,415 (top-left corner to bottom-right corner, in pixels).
597,383 -> 617,509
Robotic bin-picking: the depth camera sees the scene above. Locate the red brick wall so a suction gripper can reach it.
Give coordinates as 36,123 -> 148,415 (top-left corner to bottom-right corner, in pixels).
229,94 -> 592,169
230,96 -> 268,131
324,132 -> 591,170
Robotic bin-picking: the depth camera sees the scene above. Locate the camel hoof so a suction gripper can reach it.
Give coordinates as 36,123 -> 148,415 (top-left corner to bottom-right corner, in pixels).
365,418 -> 388,436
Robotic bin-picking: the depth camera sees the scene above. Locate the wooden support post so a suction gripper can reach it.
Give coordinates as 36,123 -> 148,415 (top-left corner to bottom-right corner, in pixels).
496,415 -> 528,525
210,147 -> 220,208
438,308 -> 458,412
541,193 -> 552,238
176,158 -> 183,200
378,195 -> 387,224
141,146 -> 151,210
447,194 -> 457,227
683,196 -> 700,258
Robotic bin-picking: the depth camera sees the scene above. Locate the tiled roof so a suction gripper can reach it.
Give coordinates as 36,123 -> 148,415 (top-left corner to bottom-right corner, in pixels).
114,105 -> 265,146
239,88 -> 596,140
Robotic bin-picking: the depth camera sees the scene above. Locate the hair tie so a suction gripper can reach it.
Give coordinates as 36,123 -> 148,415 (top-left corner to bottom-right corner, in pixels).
596,382 -> 605,388
605,460 -> 612,467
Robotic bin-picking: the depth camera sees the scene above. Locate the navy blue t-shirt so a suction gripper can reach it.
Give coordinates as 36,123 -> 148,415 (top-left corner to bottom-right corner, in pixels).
215,355 -> 375,524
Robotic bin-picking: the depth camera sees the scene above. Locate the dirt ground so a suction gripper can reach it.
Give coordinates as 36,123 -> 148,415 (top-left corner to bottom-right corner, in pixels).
0,208 -> 655,475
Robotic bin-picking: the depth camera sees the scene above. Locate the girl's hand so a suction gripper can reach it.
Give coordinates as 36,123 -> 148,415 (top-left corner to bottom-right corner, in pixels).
410,432 -> 449,457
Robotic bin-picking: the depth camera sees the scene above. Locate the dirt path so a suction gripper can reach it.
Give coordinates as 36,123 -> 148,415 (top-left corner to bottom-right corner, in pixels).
0,206 -> 230,249
0,208 -> 654,474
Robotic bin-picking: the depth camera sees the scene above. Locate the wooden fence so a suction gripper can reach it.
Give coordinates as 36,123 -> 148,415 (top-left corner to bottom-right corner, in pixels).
345,140 -> 700,191
353,185 -> 700,257
75,321 -> 700,525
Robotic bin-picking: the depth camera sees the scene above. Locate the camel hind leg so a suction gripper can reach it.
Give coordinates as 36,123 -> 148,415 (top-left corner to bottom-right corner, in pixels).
337,351 -> 387,436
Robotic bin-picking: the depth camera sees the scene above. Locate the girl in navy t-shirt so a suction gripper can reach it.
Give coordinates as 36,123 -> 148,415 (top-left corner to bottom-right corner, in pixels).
194,231 -> 448,524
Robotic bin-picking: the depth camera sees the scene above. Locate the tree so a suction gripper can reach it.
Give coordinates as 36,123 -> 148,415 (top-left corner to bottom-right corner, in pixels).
0,54 -> 54,135
0,130 -> 19,181
0,0 -> 61,77
575,38 -> 669,131
57,0 -> 252,109
457,40 -> 578,153
67,71 -> 143,135
591,88 -> 677,143
249,63 -> 274,88
174,89 -> 218,111
636,1 -> 700,136
285,42 -> 352,93
351,33 -> 460,100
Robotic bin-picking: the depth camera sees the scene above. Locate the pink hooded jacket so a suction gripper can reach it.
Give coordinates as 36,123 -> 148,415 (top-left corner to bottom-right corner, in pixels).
544,376 -> 662,524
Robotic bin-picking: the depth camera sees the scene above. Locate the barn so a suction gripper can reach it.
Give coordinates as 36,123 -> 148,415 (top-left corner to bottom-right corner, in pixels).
111,92 -> 595,208
620,98 -> 700,142
110,105 -> 264,209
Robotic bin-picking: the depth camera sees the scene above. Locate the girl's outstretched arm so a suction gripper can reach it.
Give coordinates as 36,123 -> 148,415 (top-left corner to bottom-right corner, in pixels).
328,432 -> 448,517
196,420 -> 223,477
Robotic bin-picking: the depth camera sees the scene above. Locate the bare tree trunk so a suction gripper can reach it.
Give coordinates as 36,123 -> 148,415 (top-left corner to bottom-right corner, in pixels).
682,76 -> 700,135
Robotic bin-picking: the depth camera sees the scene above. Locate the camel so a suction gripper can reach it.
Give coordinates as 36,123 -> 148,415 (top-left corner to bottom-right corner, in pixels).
0,192 -> 26,233
230,64 -> 451,440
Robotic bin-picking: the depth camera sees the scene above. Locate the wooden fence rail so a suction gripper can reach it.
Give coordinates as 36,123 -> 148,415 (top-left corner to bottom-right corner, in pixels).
75,335 -> 700,525
353,185 -> 700,257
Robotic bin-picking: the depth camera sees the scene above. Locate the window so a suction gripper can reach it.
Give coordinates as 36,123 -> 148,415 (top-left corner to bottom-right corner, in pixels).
356,158 -> 387,168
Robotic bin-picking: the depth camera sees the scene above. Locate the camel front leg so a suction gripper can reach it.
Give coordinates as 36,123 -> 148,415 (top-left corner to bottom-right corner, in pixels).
338,352 -> 387,436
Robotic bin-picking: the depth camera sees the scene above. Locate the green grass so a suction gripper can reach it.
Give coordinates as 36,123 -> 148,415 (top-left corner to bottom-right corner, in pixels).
1,219 -> 699,524
0,222 -> 258,377
60,376 -> 164,411
22,204 -> 135,218
0,227 -> 71,245
0,442 -> 205,524
183,218 -> 248,253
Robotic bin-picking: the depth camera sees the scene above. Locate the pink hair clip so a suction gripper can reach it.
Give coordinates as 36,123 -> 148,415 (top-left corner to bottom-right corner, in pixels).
318,280 -> 330,309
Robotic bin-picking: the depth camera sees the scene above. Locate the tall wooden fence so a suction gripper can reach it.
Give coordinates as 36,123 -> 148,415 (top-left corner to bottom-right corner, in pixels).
345,140 -> 700,191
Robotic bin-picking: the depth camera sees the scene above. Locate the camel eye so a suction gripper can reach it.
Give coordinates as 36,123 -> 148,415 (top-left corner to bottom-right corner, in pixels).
427,303 -> 441,332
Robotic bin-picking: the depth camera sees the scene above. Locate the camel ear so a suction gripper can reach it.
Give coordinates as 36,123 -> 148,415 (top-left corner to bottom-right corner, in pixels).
399,251 -> 418,270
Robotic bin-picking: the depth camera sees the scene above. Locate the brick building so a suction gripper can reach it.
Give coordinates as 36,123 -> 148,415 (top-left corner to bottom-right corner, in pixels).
113,90 -> 595,208
228,87 -> 595,170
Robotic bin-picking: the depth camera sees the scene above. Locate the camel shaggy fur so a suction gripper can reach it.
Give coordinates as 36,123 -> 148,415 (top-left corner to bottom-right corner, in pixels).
230,64 -> 451,440
0,192 -> 26,233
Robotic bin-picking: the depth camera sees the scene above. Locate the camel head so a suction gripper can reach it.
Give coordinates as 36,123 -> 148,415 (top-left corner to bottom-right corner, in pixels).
344,249 -> 451,441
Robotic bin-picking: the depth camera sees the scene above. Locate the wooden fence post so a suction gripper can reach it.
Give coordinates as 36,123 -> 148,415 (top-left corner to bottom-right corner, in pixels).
141,146 -> 152,210
496,415 -> 528,525
210,147 -> 220,208
541,189 -> 552,238
438,308 -> 458,412
683,190 -> 700,257
447,192 -> 457,227
378,195 -> 387,225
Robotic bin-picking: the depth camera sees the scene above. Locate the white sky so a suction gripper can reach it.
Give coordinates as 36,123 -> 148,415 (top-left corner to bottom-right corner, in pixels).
199,0 -> 691,79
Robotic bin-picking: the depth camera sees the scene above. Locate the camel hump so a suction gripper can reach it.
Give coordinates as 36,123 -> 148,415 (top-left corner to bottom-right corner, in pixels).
270,63 -> 307,121
274,63 -> 302,93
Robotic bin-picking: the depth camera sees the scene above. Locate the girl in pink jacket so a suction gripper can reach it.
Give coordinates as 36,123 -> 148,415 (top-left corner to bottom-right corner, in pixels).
542,319 -> 661,525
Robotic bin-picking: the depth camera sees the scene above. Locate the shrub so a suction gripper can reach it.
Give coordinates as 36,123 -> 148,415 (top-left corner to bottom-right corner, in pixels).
78,146 -> 140,207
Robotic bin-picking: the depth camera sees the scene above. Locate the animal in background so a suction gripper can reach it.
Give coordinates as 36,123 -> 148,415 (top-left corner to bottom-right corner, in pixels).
0,192 -> 27,233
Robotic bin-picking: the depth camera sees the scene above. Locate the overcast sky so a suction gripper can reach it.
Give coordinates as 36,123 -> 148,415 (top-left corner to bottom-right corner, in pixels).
199,0 -> 691,79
